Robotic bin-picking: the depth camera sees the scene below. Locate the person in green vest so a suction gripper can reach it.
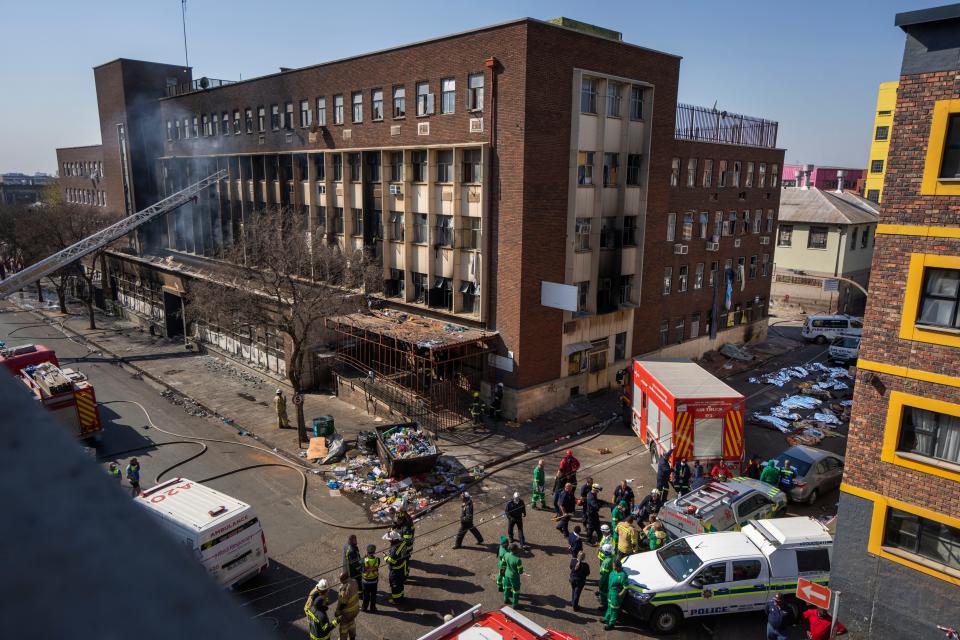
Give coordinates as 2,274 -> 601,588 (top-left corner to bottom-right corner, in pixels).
644,520 -> 668,550
611,499 -> 628,531
604,559 -> 628,630
531,459 -> 546,510
597,543 -> 614,603
502,542 -> 523,608
760,459 -> 781,486
496,535 -> 509,592
596,524 -> 614,561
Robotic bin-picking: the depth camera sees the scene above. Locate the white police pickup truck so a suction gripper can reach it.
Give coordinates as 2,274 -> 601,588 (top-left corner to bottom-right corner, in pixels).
621,517 -> 832,634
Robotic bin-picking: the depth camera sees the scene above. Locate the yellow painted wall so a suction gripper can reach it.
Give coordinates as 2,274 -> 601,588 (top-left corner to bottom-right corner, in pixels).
864,81 -> 898,203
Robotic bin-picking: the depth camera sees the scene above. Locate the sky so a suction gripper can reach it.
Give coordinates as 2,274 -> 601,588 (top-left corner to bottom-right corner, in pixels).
0,0 -> 925,174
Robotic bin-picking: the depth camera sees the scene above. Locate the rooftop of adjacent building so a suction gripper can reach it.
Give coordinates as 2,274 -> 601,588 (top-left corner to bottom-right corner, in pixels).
778,187 -> 880,225
0,172 -> 53,184
895,2 -> 960,27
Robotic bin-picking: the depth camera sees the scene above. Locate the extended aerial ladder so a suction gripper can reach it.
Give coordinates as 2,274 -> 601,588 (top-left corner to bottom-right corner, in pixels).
0,171 -> 226,298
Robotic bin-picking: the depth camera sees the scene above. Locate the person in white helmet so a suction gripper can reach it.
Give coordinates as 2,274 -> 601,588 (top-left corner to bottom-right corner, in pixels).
304,579 -> 338,640
597,524 -> 614,562
597,543 -> 615,603
274,388 -> 290,429
504,491 -> 527,546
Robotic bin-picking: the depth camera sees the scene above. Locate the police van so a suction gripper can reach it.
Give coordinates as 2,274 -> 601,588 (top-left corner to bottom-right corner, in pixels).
621,517 -> 832,634
657,478 -> 787,539
800,315 -> 863,344
134,478 -> 269,589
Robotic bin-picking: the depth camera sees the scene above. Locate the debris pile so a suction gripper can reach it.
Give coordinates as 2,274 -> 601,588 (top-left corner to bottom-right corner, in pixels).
381,424 -> 437,459
160,389 -> 209,417
201,356 -> 265,388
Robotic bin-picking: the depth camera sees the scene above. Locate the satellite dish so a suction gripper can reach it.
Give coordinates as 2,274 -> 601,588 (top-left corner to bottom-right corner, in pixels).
199,76 -> 210,89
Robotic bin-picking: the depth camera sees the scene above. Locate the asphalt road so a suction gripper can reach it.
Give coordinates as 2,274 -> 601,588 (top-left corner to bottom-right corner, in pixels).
1,303 -> 844,640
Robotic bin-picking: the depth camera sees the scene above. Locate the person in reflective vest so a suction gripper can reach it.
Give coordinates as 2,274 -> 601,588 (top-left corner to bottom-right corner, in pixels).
304,579 -> 338,640
502,542 -> 523,608
778,458 -> 797,491
604,559 -> 628,630
531,460 -> 546,510
656,448 -> 674,499
611,500 -> 628,531
107,462 -> 121,484
673,458 -> 692,497
274,389 -> 290,429
496,535 -> 509,592
644,520 -> 667,550
125,458 -> 141,496
384,532 -> 407,604
342,535 -> 362,591
335,571 -> 359,640
597,543 -> 614,603
469,391 -> 484,425
360,544 -> 380,613
597,525 -> 614,561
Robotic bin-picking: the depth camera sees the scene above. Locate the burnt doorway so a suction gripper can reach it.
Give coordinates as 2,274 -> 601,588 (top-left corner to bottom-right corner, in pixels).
163,291 -> 184,338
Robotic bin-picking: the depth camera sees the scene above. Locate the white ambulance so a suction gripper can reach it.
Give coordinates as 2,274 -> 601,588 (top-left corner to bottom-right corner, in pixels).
134,478 -> 269,588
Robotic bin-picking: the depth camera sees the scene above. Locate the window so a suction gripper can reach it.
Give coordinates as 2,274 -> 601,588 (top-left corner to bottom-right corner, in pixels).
699,212 -> 709,239
749,255 -> 758,279
702,159 -> 713,188
606,81 -> 621,117
753,209 -> 762,234
778,225 -> 793,247
299,100 -> 311,128
393,86 -> 405,118
251,106 -> 262,133
686,158 -> 697,187
575,218 -> 591,251
875,125 -> 890,141
709,262 -> 719,288
871,159 -> 884,173
629,86 -> 644,120
370,89 -> 383,121
883,508 -> 960,572
331,207 -> 344,234
660,321 -> 669,347
461,281 -> 479,313
166,121 -> 172,141
614,332 -> 627,360
192,116 -> 199,138
367,153 -> 381,182
270,105 -> 280,130
432,278 -> 453,310
332,155 -> 343,182
694,263 -> 704,289
663,267 -> 672,295
461,217 -> 481,249
622,216 -> 637,246
918,268 -> 960,330
386,268 -> 404,298
808,226 -> 828,249
580,77 -> 598,114
440,78 -> 455,113
718,160 -> 728,187
182,117 -> 189,139
771,164 -> 779,187
678,265 -> 688,292
730,560 -> 762,582
436,151 -> 453,183
862,226 -> 870,248
333,95 -> 344,124
390,151 -> 403,182
174,120 -> 182,139
201,114 -> 210,136
412,272 -> 428,303
413,214 -> 428,243
389,212 -> 404,242
234,110 -> 241,134
578,151 -> 595,186
670,157 -> 680,187
412,151 -> 427,182
941,113 -> 960,179
599,217 -> 617,249
723,212 -> 736,236
682,212 -> 694,241
762,253 -> 769,277
351,208 -> 363,236
351,92 -> 363,123
626,154 -> 642,186
220,112 -> 229,135
745,162 -> 754,188
736,257 -> 746,282
467,73 -> 484,111
348,153 -> 361,182
794,548 -> 831,574
675,318 -> 685,344
898,405 -> 960,465
248,108 -> 256,133
316,97 -> 326,125
690,313 -> 701,339
463,149 -> 482,183
568,351 -> 586,376
741,210 -> 750,235
850,227 -> 859,250
435,215 -> 453,247
577,282 -> 590,312
867,188 -> 880,202
416,81 -> 432,116
619,275 -> 633,305
758,162 -> 767,187
603,153 -> 619,187
666,212 -> 676,242
766,209 -> 775,233
284,102 -> 294,130
732,161 -> 741,187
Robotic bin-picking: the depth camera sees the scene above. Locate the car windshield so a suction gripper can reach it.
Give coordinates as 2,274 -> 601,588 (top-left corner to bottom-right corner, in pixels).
832,336 -> 859,348
657,539 -> 704,581
775,453 -> 812,477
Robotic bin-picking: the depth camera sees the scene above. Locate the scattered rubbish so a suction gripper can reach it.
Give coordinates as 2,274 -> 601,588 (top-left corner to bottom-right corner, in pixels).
597,447 -> 611,455
813,412 -> 842,426
720,343 -> 754,362
840,400 -> 854,407
201,355 -> 265,388
223,418 -> 234,425
160,388 -> 209,417
329,489 -> 341,497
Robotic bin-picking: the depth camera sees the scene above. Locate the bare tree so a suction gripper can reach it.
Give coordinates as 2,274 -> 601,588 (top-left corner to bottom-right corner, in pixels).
188,207 -> 369,444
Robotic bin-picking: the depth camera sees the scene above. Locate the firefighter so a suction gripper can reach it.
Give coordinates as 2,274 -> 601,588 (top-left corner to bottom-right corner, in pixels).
656,448 -> 674,500
531,459 -> 546,510
597,543 -> 614,603
604,560 -> 628,630
556,450 -> 580,489
615,515 -> 638,558
360,544 -> 380,613
304,579 -> 338,640
505,492 -> 527,546
275,389 -> 290,429
398,512 -> 415,579
342,534 -> 363,592
469,391 -> 484,425
384,531 -> 407,604
453,492 -> 484,548
496,535 -> 509,592
502,542 -> 523,608
335,571 -> 359,640
635,489 -> 663,524
673,458 -> 692,497
125,458 -> 141,496
490,382 -> 504,422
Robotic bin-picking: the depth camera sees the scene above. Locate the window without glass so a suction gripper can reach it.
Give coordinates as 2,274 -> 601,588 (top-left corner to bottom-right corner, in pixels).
686,158 -> 697,187
389,212 -> 404,242
436,150 -> 453,183
741,210 -> 750,235
435,215 -> 453,247
682,212 -> 694,241
778,225 -> 793,247
270,105 -> 280,130
462,149 -> 482,183
371,89 -> 383,121
441,78 -> 455,114
690,313 -> 701,339
222,112 -> 230,135
762,253 -> 769,277
300,100 -> 311,128
580,77 -> 598,114
607,81 -> 621,117
285,102 -> 294,130
732,161 -> 741,187
745,161 -> 754,187
862,226 -> 870,248
702,159 -> 714,188
393,86 -> 405,118
578,152 -> 595,186
766,210 -> 775,233
709,261 -> 719,287
626,154 -> 642,186
808,226 -> 828,249
461,281 -> 479,313
663,267 -> 673,295
622,216 -> 637,246
666,212 -> 677,242
416,81 -> 432,116
660,321 -> 669,346
758,162 -> 767,187
600,217 -> 618,249
333,95 -> 344,124
694,263 -> 704,289
234,110 -> 241,134
670,158 -> 680,187
753,209 -> 762,234
577,282 -> 590,312
166,121 -> 172,141
412,151 -> 427,182
201,114 -> 210,136
413,214 -> 428,243
718,160 -> 728,187
771,164 -> 779,187
736,257 -> 745,282
351,92 -> 363,123
699,212 -> 709,239
875,125 -> 890,141
332,155 -> 343,182
630,86 -> 644,120
918,268 -> 960,330
723,212 -> 736,236
316,97 -> 326,125
390,151 -> 403,182
313,154 -> 325,181
366,154 -> 381,183
575,218 -> 592,251
467,73 -> 484,111
174,120 -> 182,139
678,265 -> 688,292
851,227 -> 859,250
940,114 -> 960,179
675,318 -> 685,344
331,207 -> 344,234
192,116 -> 199,137
749,255 -> 758,279
603,153 -> 619,187
882,508 -> 960,572
619,275 -> 633,305
348,153 -> 361,182
412,272 -> 428,303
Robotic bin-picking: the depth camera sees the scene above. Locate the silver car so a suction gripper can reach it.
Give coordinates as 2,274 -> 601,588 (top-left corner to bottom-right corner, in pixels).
774,445 -> 845,504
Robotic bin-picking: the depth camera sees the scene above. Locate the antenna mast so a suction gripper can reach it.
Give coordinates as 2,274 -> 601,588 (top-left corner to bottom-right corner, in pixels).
181,0 -> 189,66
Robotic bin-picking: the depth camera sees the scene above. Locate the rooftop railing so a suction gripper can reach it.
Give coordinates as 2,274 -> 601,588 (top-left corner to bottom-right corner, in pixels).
675,103 -> 779,149
165,77 -> 237,97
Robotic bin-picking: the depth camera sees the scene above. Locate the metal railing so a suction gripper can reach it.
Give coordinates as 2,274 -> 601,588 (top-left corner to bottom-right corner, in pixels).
675,103 -> 779,148
166,77 -> 236,97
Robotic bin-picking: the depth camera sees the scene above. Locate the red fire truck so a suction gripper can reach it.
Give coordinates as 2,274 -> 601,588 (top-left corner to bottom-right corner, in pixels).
1,343 -> 103,441
624,359 -> 745,473
417,605 -> 579,640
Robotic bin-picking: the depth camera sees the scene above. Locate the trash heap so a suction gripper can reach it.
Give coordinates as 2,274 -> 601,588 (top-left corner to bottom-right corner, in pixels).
330,455 -> 476,522
749,363 -> 853,446
381,424 -> 438,459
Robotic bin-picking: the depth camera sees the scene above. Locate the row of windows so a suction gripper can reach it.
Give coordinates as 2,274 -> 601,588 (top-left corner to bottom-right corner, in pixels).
573,216 -> 638,251
62,160 -> 102,179
311,207 -> 482,250
166,73 -> 485,141
662,255 -> 769,295
577,152 -> 643,187
567,333 -> 629,377
671,158 -> 780,189
659,299 -> 767,346
580,77 -> 645,120
777,224 -> 873,250
65,188 -> 106,207
666,210 -> 776,242
572,276 -> 635,314
383,269 -> 479,313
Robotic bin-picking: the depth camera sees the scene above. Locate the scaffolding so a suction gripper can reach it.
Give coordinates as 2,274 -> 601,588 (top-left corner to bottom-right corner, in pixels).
328,311 -> 497,432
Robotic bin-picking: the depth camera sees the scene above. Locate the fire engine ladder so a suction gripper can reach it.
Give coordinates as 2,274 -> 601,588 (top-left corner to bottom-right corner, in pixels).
0,170 -> 226,298
676,482 -> 734,512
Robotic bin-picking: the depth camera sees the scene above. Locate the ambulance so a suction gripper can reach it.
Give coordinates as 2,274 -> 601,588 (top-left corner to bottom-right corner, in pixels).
134,478 -> 269,589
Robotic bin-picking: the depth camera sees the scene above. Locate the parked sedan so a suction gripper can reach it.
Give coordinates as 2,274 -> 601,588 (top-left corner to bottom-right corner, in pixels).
773,445 -> 845,504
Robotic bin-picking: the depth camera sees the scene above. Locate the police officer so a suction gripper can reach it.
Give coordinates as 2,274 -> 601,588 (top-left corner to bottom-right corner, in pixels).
453,492 -> 484,548
504,491 -> 527,546
360,544 -> 380,613
342,534 -> 363,592
555,482 -> 576,537
673,458 -> 692,497
384,531 -> 407,604
583,484 -> 602,544
125,458 -> 141,496
613,479 -> 635,514
569,551 -> 590,612
779,458 -> 797,492
304,579 -> 338,640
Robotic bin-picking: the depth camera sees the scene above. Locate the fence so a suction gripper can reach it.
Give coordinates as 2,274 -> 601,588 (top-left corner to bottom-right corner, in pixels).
675,103 -> 779,149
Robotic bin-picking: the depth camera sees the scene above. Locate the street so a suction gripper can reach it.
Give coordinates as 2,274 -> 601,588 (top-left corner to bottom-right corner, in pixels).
0,302 -> 845,640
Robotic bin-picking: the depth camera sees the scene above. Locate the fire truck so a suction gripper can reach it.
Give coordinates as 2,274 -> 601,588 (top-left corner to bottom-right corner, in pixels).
417,605 -> 579,640
620,359 -> 745,474
0,343 -> 103,441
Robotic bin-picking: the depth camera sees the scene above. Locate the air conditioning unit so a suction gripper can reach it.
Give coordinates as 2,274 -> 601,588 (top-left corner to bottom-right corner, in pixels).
417,122 -> 430,136
673,244 -> 688,255
706,242 -> 719,251
734,238 -> 742,248
759,236 -> 770,245
469,118 -> 484,133
389,184 -> 402,196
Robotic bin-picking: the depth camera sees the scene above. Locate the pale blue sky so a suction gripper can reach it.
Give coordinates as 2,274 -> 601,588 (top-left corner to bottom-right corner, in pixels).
0,0 -> 924,174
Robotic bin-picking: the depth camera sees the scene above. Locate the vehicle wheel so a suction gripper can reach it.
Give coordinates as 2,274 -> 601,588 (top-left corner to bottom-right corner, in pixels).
815,335 -> 827,345
806,489 -> 819,505
650,605 -> 683,634
783,597 -> 802,622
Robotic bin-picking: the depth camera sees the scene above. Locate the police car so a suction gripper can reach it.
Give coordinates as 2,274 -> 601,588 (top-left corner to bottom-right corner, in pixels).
621,517 -> 832,634
657,478 -> 787,539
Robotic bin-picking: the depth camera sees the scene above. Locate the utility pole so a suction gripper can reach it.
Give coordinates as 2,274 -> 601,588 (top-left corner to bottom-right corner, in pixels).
181,0 -> 189,67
